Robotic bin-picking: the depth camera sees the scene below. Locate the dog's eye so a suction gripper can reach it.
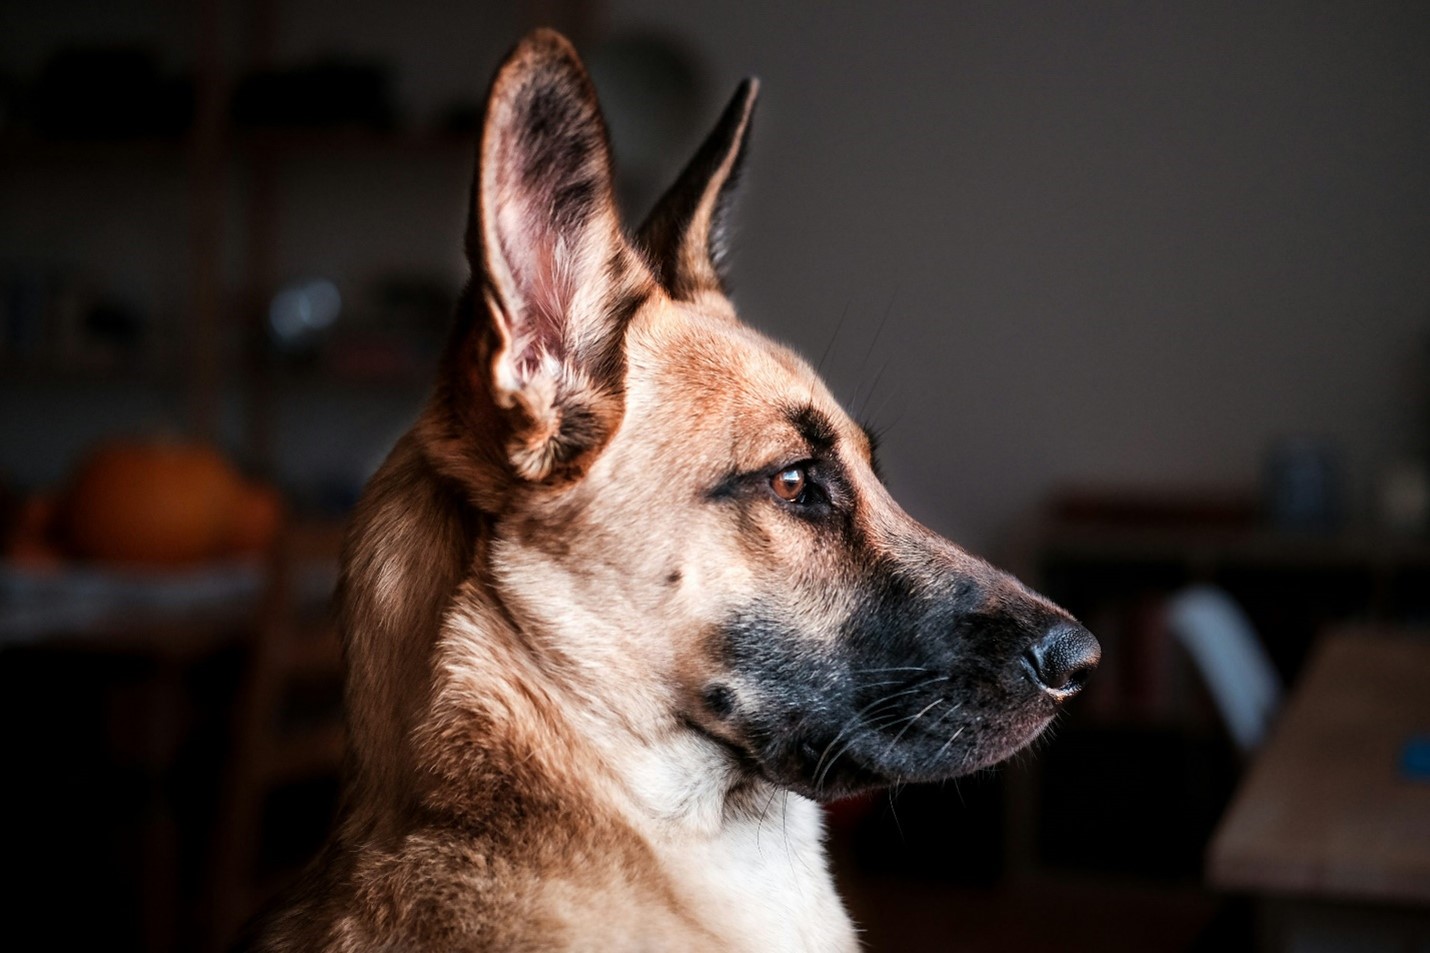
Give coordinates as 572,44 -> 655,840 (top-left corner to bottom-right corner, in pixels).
771,466 -> 808,503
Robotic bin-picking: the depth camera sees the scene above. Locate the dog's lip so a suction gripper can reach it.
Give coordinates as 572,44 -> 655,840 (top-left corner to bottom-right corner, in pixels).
778,730 -> 947,801
776,752 -> 892,803
781,702 -> 1063,799
688,695 -> 1062,802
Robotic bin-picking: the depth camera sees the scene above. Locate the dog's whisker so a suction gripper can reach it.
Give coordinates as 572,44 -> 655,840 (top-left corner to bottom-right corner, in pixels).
850,676 -> 949,715
852,673 -> 948,697
848,293 -> 896,414
933,725 -> 967,762
845,665 -> 930,675
862,381 -> 904,438
858,677 -> 930,689
780,790 -> 799,879
812,708 -> 914,793
753,784 -> 782,854
871,403 -> 909,443
880,698 -> 943,760
814,300 -> 851,377
811,696 -> 902,785
886,787 -> 905,842
854,357 -> 891,421
816,706 -> 918,780
811,674 -> 950,789
918,700 -> 962,739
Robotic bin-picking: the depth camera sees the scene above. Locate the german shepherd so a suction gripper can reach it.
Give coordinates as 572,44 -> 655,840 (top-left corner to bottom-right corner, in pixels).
242,28 -> 1099,952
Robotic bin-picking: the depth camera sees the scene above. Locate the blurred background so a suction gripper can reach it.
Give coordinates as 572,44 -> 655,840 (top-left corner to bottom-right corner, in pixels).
2,1 -> 1429,950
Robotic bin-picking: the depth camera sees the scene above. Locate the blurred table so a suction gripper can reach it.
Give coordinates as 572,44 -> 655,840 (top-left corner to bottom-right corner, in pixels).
0,560 -> 265,647
0,545 -> 342,953
1209,628 -> 1430,949
1,561 -> 269,953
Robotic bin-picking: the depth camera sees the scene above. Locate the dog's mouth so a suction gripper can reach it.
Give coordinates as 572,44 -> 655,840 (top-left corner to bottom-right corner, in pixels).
774,708 -> 1057,802
698,676 -> 1064,803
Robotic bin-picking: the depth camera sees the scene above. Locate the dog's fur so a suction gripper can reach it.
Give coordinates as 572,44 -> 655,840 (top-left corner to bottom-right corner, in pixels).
241,30 -> 1096,952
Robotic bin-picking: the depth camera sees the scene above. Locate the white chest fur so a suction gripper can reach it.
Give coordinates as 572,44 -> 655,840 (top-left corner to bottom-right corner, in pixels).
619,736 -> 858,952
665,793 -> 857,952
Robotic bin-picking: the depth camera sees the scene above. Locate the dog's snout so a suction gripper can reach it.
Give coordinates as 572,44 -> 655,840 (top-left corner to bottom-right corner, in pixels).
1022,622 -> 1100,699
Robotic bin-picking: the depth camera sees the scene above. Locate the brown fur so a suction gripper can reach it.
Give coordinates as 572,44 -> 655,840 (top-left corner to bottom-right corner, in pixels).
241,28 -> 1095,952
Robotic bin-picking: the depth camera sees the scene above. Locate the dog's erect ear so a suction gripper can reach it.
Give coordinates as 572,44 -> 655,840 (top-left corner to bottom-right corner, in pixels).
637,79 -> 758,301
457,29 -> 652,484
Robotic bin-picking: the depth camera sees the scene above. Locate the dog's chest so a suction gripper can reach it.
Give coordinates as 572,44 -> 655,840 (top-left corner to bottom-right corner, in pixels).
654,795 -> 858,953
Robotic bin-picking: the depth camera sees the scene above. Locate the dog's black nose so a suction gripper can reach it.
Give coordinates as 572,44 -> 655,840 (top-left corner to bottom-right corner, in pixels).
1023,622 -> 1100,698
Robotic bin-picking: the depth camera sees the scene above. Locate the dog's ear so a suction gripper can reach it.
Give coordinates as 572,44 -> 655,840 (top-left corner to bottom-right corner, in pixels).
638,79 -> 758,301
452,28 -> 652,485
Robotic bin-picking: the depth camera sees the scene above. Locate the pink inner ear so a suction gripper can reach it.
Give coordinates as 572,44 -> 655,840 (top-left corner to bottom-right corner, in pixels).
496,198 -> 574,381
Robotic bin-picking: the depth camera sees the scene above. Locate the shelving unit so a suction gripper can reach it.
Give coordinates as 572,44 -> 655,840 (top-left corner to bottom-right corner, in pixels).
0,3 -> 510,495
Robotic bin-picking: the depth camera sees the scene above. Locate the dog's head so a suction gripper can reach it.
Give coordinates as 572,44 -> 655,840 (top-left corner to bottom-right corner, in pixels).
423,30 -> 1098,803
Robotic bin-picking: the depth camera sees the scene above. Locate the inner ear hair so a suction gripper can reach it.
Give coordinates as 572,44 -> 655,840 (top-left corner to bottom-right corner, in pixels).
439,28 -> 653,488
471,29 -> 649,395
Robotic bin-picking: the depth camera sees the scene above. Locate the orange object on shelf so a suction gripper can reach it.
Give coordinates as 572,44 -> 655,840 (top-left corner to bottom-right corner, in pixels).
226,481 -> 284,555
63,439 -> 249,566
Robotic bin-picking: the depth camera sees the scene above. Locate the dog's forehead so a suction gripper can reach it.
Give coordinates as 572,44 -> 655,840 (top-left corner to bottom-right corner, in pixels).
619,297 -> 878,472
631,301 -> 838,415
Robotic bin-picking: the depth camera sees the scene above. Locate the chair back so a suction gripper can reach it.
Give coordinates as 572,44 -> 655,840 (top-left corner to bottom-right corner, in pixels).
1165,586 -> 1282,755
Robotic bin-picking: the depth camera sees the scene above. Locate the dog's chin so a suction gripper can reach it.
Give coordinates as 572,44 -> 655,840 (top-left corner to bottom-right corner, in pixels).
738,704 -> 1060,804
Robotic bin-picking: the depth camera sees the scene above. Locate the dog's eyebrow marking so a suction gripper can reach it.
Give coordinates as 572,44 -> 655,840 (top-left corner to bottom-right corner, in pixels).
704,404 -> 846,502
787,404 -> 838,454
787,403 -> 881,477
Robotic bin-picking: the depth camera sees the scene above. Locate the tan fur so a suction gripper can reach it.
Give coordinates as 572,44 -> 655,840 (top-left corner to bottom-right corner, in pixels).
241,28 -> 1087,953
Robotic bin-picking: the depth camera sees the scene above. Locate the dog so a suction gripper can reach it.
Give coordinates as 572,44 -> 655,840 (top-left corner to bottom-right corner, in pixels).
240,28 -> 1099,952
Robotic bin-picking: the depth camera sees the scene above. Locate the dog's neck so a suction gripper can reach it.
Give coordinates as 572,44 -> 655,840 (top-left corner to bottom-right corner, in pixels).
335,433 -> 477,838
428,561 -> 768,841
420,584 -> 853,944
338,431 -> 776,842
